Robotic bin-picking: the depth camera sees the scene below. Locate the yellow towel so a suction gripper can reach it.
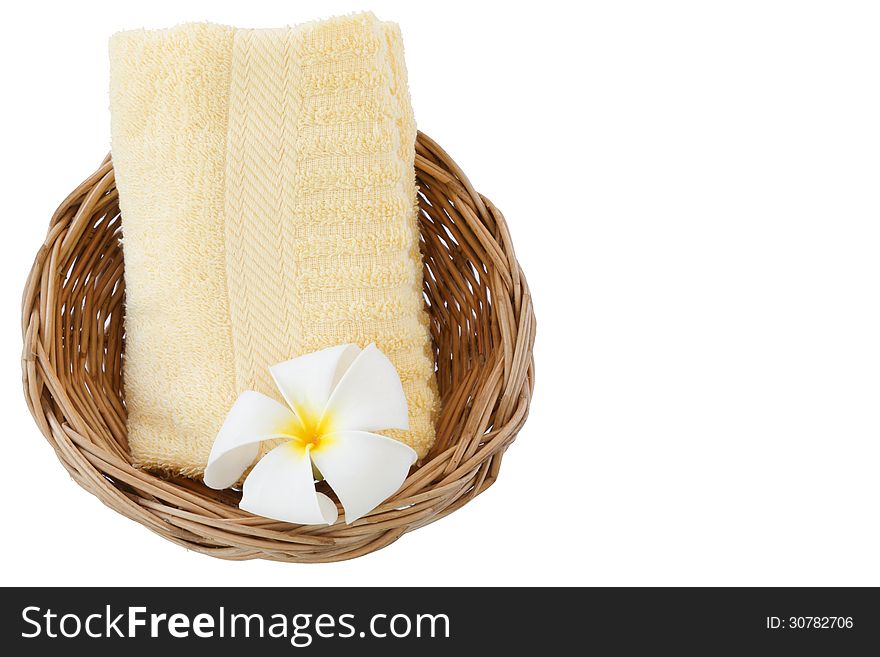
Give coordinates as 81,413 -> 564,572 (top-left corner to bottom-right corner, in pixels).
110,13 -> 438,478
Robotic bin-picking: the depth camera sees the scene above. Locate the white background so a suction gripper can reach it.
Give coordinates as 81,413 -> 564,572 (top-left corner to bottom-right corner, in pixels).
2,0 -> 879,586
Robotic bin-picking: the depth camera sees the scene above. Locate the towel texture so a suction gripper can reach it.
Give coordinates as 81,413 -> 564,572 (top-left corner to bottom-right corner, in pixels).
110,13 -> 438,478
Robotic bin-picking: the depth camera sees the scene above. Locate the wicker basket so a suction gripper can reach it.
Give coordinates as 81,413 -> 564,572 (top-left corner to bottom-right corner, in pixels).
21,132 -> 535,562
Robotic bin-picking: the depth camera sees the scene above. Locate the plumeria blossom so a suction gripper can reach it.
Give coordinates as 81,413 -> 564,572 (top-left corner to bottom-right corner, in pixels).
204,343 -> 417,525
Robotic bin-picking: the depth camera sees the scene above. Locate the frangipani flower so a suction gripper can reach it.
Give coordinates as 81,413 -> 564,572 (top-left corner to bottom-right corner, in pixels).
204,343 -> 417,525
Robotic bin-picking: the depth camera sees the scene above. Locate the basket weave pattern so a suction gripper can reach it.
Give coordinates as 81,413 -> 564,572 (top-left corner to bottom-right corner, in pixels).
22,132 -> 535,562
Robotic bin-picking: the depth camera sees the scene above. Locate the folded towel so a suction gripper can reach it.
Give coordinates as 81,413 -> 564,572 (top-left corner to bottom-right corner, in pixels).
110,12 -> 439,478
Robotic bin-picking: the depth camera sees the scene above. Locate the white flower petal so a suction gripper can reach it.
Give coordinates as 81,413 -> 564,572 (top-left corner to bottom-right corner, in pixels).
311,431 -> 417,523
240,442 -> 338,525
322,343 -> 410,432
270,344 -> 361,420
204,391 -> 299,489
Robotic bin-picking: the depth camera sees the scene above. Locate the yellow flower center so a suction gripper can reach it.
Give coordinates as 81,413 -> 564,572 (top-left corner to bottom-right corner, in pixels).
279,404 -> 334,454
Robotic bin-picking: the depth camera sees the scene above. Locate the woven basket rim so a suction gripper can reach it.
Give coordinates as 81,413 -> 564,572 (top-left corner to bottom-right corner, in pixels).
22,131 -> 536,562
